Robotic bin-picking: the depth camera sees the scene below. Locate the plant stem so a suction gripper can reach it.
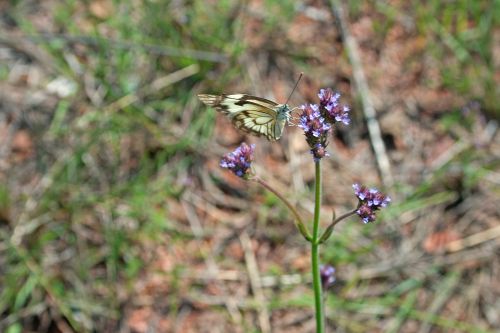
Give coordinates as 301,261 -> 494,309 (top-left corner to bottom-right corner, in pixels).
329,205 -> 360,230
251,176 -> 311,240
319,206 -> 359,244
312,161 -> 325,333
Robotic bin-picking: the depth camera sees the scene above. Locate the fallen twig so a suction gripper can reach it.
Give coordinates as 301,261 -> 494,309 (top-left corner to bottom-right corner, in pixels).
329,0 -> 394,188
240,231 -> 272,333
446,224 -> 500,253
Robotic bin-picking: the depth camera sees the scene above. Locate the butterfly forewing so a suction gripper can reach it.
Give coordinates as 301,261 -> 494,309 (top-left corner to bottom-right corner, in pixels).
198,93 -> 289,141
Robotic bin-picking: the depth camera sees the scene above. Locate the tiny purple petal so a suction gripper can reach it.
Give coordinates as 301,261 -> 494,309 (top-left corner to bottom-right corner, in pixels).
381,196 -> 391,207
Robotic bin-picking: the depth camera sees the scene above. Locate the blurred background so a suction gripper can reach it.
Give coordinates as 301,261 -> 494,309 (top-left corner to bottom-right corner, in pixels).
0,0 -> 499,332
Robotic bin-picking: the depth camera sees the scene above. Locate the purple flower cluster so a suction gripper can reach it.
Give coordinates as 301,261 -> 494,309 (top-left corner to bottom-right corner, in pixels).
320,264 -> 336,289
299,89 -> 350,161
318,88 -> 350,125
220,143 -> 255,178
299,104 -> 331,161
352,184 -> 391,223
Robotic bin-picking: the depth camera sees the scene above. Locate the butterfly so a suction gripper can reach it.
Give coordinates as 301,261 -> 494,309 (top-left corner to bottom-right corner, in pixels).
197,94 -> 292,141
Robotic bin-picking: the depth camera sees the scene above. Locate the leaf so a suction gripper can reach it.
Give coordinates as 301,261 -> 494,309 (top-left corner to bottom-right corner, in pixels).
14,275 -> 38,311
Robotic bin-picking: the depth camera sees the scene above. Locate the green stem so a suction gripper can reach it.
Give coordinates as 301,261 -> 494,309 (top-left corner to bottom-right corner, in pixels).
251,176 -> 311,240
319,205 -> 361,244
312,161 -> 325,333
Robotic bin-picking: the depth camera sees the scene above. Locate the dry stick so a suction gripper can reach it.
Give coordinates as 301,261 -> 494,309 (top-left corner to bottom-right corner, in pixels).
329,0 -> 394,188
185,293 -> 250,308
105,63 -> 199,113
0,303 -> 47,329
11,151 -> 71,246
183,269 -> 305,287
446,224 -> 500,253
240,231 -> 272,333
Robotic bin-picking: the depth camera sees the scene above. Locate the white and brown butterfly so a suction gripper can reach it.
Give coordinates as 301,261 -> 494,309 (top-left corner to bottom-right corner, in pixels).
197,94 -> 292,141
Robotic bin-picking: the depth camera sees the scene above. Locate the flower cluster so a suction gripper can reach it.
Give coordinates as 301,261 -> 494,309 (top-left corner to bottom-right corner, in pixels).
318,88 -> 350,125
299,89 -> 350,161
298,104 -> 331,161
320,264 -> 336,289
220,143 -> 255,179
352,183 -> 391,223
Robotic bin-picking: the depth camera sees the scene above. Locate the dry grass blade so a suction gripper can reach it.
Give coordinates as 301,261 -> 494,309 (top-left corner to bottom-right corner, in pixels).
240,231 -> 272,333
105,64 -> 200,113
24,32 -> 228,63
11,151 -> 71,246
329,0 -> 394,188
0,32 -> 59,75
446,225 -> 500,253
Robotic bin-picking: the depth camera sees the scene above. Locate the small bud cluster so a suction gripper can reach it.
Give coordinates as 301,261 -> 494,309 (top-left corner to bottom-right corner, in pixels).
352,184 -> 391,223
299,89 -> 350,161
320,264 -> 336,289
220,143 -> 255,179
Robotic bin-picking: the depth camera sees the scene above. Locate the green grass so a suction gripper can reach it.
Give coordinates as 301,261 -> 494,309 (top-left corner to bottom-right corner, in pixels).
2,0 -> 246,331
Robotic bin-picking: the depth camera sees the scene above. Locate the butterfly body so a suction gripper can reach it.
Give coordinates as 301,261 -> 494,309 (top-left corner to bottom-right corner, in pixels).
198,93 -> 291,141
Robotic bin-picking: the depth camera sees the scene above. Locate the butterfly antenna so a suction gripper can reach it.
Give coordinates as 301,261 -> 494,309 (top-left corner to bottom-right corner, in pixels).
285,72 -> 303,105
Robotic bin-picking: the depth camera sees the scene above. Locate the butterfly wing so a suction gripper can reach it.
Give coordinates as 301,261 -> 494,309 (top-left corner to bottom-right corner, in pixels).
198,94 -> 285,141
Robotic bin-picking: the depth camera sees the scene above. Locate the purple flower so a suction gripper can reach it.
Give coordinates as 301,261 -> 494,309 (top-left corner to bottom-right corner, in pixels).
220,143 -> 255,179
300,89 -> 351,161
318,88 -> 350,125
320,264 -> 336,289
352,184 -> 391,223
299,104 -> 331,161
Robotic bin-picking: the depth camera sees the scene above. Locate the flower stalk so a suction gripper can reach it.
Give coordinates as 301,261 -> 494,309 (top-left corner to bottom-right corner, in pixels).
319,205 -> 360,244
311,160 -> 325,333
251,176 -> 311,241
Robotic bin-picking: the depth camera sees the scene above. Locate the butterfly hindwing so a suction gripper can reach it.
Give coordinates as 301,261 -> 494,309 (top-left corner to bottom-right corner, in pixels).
198,93 -> 289,141
233,110 -> 276,140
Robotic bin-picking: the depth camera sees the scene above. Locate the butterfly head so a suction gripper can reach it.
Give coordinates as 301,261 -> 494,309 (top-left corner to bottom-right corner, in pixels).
276,104 -> 292,123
